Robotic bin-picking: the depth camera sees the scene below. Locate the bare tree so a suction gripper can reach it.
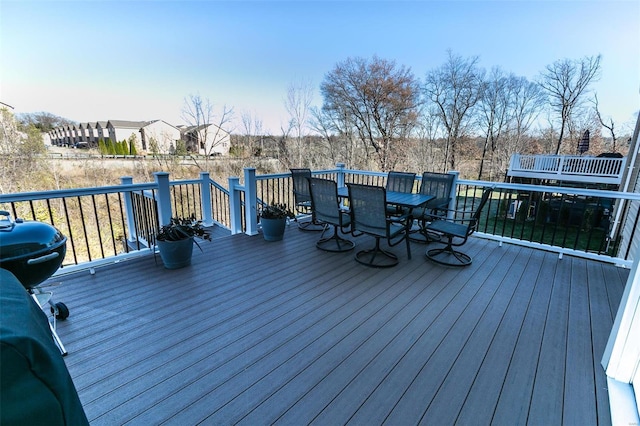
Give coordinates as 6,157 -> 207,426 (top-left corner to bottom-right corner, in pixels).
424,50 -> 484,170
181,94 -> 234,168
320,56 -> 420,171
284,79 -> 314,166
240,111 -> 264,157
593,93 -> 619,152
16,111 -> 75,133
310,102 -> 378,169
477,67 -> 511,180
538,55 -> 601,154
0,107 -> 47,193
410,106 -> 442,172
508,76 -> 546,154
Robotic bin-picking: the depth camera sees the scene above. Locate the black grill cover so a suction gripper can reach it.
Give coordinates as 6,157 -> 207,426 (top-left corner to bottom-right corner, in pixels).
0,268 -> 88,426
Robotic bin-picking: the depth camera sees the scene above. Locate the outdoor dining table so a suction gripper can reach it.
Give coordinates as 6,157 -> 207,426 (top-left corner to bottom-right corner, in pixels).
337,186 -> 434,211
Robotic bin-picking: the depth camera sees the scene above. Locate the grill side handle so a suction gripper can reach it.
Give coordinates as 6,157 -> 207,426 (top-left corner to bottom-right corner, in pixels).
27,252 -> 60,265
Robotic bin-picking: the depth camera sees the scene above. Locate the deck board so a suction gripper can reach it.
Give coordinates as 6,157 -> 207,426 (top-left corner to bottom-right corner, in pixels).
564,258 -> 598,425
491,250 -> 556,425
43,225 -> 629,425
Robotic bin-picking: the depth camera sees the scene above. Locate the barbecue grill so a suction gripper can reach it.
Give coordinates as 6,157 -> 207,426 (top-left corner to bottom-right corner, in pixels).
0,210 -> 69,355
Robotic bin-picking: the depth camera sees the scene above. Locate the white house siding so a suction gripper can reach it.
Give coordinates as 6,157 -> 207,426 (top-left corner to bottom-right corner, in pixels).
618,182 -> 640,261
106,120 -> 146,152
184,124 -> 231,156
140,120 -> 180,154
42,132 -> 51,146
109,126 -> 139,144
617,117 -> 640,262
604,113 -> 640,423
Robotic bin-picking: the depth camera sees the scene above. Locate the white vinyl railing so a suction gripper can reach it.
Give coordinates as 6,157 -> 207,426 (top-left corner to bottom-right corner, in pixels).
2,165 -> 638,272
231,166 -> 640,266
508,154 -> 627,185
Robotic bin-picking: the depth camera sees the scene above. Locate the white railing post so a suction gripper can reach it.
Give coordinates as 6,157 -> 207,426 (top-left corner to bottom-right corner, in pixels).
199,171 -> 213,226
336,163 -> 346,187
120,176 -> 136,242
557,156 -> 565,178
154,172 -> 173,226
447,170 -> 459,220
228,176 -> 243,234
510,154 -> 519,172
244,168 -> 259,236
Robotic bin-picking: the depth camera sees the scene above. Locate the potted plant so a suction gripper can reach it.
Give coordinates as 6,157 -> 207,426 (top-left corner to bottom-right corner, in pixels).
155,216 -> 211,269
259,202 -> 295,241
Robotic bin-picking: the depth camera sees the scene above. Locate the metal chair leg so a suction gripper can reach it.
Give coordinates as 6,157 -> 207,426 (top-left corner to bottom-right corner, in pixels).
425,236 -> 472,267
316,225 -> 355,252
355,238 -> 399,268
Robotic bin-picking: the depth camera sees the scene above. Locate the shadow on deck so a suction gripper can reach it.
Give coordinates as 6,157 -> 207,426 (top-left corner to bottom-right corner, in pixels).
48,223 -> 628,425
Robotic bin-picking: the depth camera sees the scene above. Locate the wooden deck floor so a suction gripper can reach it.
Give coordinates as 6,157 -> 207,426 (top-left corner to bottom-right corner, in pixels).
47,223 -> 629,425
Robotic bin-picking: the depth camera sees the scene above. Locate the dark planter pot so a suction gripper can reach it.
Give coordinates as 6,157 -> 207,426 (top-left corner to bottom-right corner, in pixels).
157,237 -> 194,269
261,217 -> 286,241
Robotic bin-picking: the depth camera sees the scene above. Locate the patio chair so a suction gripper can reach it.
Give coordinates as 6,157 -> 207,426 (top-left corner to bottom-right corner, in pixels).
424,188 -> 493,267
410,172 -> 456,243
348,183 -> 412,267
385,171 -> 416,216
308,177 -> 355,252
290,168 -> 324,231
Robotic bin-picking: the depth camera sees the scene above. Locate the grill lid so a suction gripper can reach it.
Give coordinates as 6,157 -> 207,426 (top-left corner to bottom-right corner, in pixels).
0,211 -> 66,262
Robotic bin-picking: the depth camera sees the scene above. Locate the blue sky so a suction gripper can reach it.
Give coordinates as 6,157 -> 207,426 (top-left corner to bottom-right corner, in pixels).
1,0 -> 638,134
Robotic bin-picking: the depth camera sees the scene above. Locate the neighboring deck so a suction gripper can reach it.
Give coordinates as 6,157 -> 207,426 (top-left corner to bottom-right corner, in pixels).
507,153 -> 626,185
48,224 -> 629,425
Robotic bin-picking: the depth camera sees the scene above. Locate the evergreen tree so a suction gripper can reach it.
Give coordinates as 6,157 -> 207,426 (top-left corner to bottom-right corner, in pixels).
127,134 -> 137,155
98,138 -> 106,155
106,139 -> 116,155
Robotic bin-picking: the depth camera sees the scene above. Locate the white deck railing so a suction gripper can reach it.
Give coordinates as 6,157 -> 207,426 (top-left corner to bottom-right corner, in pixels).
508,154 -> 627,185
2,165 -> 639,272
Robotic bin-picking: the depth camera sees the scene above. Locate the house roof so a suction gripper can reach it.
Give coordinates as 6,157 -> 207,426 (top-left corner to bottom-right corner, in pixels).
182,123 -> 230,135
106,120 -> 147,129
141,119 -> 179,130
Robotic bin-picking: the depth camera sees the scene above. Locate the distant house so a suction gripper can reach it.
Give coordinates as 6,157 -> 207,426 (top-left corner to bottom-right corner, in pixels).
96,121 -> 108,142
181,123 -> 230,156
106,120 -> 146,152
79,122 -> 97,145
63,124 -> 73,146
49,128 -> 61,145
76,123 -> 91,146
70,124 -> 80,145
48,118 -> 231,156
139,120 -> 181,154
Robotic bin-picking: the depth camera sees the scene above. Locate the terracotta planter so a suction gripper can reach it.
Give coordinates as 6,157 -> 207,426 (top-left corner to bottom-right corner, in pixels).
260,217 -> 286,241
157,237 -> 194,269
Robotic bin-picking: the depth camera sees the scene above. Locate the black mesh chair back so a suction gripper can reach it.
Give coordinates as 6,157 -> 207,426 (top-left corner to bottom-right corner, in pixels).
425,188 -> 493,266
419,172 -> 455,208
385,171 -> 416,193
385,171 -> 416,216
348,183 -> 412,267
308,178 -> 354,252
291,168 -> 312,207
290,168 -> 323,231
349,184 -> 388,237
412,172 -> 456,243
